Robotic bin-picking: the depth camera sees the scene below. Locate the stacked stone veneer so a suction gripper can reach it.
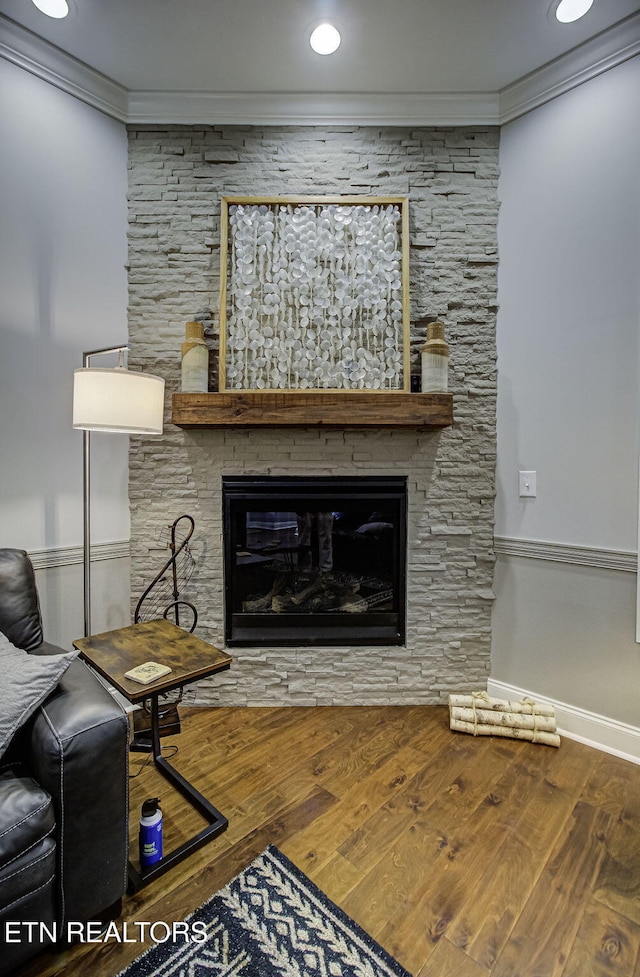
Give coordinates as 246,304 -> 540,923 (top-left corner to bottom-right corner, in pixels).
127,125 -> 499,706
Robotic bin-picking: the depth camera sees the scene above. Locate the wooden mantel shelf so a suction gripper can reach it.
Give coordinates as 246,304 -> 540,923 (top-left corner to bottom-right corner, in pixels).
172,391 -> 453,429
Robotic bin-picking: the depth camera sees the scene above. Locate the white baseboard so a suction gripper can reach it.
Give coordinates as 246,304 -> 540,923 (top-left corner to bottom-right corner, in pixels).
487,678 -> 640,766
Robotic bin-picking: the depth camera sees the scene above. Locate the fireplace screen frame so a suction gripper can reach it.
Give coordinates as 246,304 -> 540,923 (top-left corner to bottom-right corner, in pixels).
222,475 -> 407,647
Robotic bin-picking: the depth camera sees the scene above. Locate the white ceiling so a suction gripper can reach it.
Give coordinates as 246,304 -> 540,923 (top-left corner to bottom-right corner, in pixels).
1,0 -> 639,123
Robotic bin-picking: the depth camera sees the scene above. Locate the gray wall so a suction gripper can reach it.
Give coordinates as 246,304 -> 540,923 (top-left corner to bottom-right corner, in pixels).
492,55 -> 640,729
0,59 -> 131,647
127,125 -> 499,705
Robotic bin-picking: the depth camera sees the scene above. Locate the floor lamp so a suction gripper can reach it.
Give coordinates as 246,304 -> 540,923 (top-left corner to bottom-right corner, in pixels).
72,346 -> 165,637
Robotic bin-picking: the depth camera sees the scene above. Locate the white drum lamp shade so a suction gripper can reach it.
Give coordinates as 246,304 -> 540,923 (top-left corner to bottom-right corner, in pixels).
73,368 -> 165,433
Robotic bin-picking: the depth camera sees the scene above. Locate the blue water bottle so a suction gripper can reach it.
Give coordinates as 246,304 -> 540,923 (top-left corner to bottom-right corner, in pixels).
139,797 -> 163,868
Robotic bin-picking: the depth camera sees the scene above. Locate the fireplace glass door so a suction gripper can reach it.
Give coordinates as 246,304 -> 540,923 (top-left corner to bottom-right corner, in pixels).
222,476 -> 407,646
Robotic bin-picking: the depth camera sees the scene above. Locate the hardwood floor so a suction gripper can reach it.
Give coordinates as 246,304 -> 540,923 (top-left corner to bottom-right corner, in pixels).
16,705 -> 640,977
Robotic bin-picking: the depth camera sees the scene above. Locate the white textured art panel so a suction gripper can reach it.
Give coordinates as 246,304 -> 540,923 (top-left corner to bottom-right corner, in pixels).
224,200 -> 405,391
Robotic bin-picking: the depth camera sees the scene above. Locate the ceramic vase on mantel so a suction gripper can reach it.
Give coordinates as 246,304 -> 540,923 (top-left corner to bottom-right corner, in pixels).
421,320 -> 449,393
181,321 -> 209,393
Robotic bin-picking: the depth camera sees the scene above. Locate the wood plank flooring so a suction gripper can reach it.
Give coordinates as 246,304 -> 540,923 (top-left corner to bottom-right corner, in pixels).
15,705 -> 640,977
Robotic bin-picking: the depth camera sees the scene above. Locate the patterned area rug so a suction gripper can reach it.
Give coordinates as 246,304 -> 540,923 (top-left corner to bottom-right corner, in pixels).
116,845 -> 411,976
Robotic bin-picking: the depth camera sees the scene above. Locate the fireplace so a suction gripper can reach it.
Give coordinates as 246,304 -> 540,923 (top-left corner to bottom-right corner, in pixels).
222,475 -> 407,647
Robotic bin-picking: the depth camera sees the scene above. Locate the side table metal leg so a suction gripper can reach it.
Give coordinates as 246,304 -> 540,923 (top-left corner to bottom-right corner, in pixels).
127,693 -> 228,893
151,691 -> 163,761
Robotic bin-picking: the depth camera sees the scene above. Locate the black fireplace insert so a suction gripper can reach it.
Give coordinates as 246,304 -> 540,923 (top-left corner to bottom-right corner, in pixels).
222,475 -> 407,647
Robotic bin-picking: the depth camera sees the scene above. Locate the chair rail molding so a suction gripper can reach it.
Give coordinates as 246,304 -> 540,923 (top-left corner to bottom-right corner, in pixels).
28,540 -> 130,571
494,535 -> 637,573
488,678 -> 640,766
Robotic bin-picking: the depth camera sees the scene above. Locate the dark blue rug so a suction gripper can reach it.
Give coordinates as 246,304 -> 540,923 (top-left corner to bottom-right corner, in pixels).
116,845 -> 411,976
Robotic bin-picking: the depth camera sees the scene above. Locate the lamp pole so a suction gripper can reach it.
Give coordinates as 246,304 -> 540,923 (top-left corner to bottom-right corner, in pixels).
80,346 -> 129,637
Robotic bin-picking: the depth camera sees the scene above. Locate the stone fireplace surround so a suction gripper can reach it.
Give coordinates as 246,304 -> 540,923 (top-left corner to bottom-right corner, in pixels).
127,124 -> 499,707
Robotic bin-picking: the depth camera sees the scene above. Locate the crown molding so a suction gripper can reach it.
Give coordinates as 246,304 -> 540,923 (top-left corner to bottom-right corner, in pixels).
126,89 -> 499,126
500,10 -> 640,124
0,14 -> 128,121
1,11 -> 638,127
494,535 -> 637,573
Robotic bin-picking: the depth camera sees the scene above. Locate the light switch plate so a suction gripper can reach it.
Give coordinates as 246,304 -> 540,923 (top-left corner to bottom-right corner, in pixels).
519,471 -> 537,497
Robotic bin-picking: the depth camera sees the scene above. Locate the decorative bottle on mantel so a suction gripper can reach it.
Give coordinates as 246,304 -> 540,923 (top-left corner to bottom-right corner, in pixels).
421,320 -> 449,393
181,321 -> 209,393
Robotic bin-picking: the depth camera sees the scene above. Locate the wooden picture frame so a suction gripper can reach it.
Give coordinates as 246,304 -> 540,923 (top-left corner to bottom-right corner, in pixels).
219,195 -> 410,393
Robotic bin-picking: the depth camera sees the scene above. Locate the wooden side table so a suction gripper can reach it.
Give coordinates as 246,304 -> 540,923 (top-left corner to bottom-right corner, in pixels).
73,618 -> 232,892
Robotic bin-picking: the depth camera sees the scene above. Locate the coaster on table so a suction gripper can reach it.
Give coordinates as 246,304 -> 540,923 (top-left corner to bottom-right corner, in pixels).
124,662 -> 172,685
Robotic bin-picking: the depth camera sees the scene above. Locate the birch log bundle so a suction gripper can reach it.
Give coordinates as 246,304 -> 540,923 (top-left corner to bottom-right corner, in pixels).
448,691 -> 560,748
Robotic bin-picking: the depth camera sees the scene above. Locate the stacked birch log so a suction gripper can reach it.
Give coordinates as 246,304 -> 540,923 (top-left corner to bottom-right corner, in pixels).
448,691 -> 560,747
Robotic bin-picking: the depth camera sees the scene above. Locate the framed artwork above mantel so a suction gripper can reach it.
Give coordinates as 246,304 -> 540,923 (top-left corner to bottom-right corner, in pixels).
219,195 -> 410,393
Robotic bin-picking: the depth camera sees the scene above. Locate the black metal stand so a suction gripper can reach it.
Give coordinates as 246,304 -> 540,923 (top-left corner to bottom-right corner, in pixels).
127,693 -> 228,892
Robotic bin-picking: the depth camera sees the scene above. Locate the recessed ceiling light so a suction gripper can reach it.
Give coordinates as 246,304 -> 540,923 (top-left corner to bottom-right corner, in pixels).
310,23 -> 341,56
31,0 -> 69,17
554,0 -> 595,23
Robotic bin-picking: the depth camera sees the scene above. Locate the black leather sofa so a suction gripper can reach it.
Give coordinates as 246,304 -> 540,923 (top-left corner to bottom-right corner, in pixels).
0,548 -> 129,976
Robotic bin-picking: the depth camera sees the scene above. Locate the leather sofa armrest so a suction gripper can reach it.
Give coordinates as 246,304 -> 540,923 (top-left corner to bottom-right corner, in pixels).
30,640 -> 77,657
25,659 -> 129,926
